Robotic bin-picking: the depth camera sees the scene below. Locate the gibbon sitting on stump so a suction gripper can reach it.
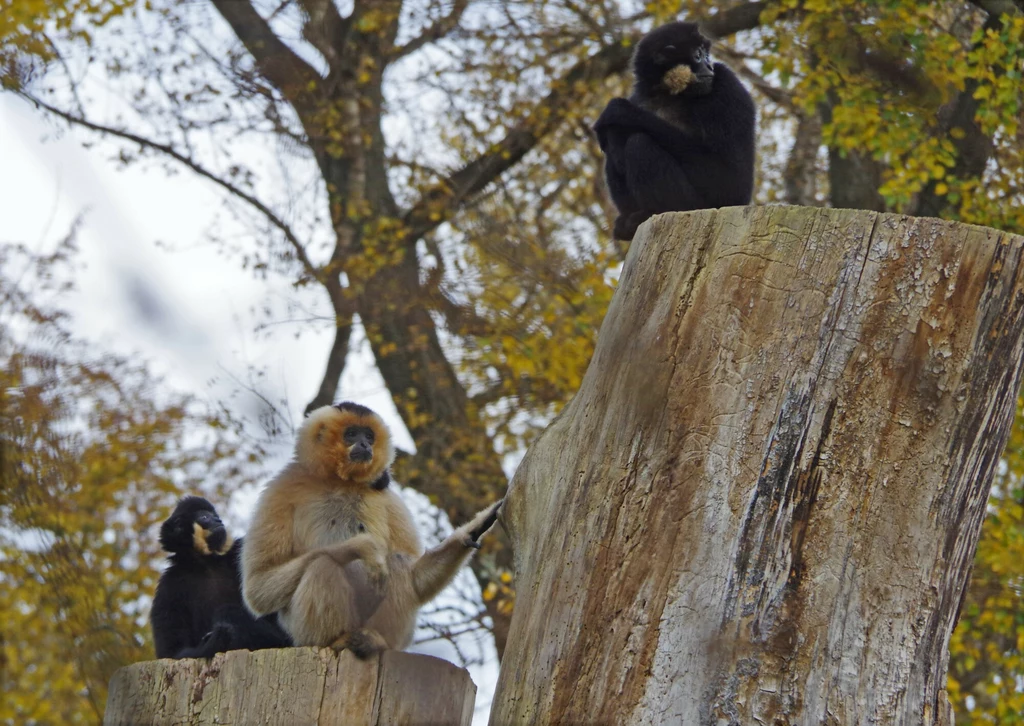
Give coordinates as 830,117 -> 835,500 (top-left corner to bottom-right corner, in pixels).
150,496 -> 291,659
594,21 -> 757,241
242,402 -> 503,658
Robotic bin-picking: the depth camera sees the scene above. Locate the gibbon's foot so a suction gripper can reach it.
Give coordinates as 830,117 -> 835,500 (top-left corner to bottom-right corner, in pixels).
466,499 -> 503,549
613,211 -> 650,241
204,622 -> 235,651
331,628 -> 388,660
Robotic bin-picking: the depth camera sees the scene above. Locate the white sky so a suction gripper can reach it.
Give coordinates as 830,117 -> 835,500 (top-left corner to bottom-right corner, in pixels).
0,92 -> 499,723
0,93 -> 410,442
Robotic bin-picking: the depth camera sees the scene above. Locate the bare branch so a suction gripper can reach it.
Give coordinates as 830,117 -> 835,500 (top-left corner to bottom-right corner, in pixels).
700,1 -> 775,39
17,91 -> 321,282
210,0 -> 321,111
401,41 -> 632,241
297,0 -> 352,73
304,280 -> 356,414
714,46 -> 793,107
562,0 -> 610,38
968,0 -> 1024,17
391,0 -> 470,60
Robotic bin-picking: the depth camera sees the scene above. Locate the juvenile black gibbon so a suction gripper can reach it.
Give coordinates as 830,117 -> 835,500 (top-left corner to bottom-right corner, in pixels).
150,496 -> 291,659
593,21 -> 757,241
242,402 -> 503,658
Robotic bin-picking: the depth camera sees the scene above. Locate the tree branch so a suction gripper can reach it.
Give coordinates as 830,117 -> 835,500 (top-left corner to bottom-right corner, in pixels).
18,91 -> 321,283
210,0 -> 321,111
784,113 -> 823,206
303,281 -> 354,414
297,0 -> 352,74
911,7 -> 1017,218
700,1 -> 775,39
390,0 -> 469,60
968,0 -> 1024,17
399,41 -> 629,241
714,47 -> 793,107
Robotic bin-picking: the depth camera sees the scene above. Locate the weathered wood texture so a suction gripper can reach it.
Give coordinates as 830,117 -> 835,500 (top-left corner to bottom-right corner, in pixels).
104,648 -> 475,726
491,207 -> 1024,725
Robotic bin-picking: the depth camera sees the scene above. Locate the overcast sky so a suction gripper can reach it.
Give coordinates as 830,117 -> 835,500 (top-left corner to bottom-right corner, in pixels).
1,92 -> 411,441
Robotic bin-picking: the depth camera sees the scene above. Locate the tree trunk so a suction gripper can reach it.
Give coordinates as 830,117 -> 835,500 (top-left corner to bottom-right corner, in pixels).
104,648 -> 475,726
491,206 -> 1024,724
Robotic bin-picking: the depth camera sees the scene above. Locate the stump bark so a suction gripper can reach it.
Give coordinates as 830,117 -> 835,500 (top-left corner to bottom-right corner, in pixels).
491,207 -> 1024,725
104,648 -> 476,726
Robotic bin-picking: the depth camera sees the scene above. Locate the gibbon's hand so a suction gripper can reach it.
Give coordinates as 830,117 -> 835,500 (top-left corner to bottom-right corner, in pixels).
203,622 -> 234,652
347,532 -> 390,588
364,553 -> 389,591
321,532 -> 382,566
465,499 -> 503,549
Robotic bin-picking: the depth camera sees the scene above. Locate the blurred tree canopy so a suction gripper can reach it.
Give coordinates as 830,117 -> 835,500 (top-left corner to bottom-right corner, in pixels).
2,0 -> 1023,721
949,399 -> 1024,724
0,0 -> 134,88
0,233 -> 261,722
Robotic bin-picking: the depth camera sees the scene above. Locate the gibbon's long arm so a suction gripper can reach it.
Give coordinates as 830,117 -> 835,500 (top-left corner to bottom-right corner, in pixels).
412,500 -> 502,604
595,99 -> 715,166
242,489 -> 317,616
244,532 -> 383,616
151,576 -> 191,658
595,63 -> 750,166
243,547 -> 323,616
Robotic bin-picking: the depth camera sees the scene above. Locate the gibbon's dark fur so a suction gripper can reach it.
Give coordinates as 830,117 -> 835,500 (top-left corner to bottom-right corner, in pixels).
594,21 -> 756,240
242,402 -> 503,658
150,496 -> 291,659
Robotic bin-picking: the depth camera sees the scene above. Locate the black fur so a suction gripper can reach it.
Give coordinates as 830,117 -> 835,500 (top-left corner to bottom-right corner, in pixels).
150,496 -> 291,659
371,470 -> 391,491
333,401 -> 375,417
593,21 -> 756,240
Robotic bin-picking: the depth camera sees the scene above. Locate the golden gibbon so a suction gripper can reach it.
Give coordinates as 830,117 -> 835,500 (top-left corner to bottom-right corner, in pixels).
242,402 -> 502,657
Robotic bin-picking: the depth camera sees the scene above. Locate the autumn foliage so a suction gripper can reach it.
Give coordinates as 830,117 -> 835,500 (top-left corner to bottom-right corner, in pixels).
0,233 -> 260,722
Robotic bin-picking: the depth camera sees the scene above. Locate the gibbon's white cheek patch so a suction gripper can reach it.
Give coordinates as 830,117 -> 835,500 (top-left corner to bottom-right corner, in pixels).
664,64 -> 694,94
192,522 -> 211,555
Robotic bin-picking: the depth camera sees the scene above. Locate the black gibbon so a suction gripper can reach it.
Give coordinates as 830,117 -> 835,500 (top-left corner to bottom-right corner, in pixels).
593,21 -> 757,241
150,496 -> 291,659
242,402 -> 503,658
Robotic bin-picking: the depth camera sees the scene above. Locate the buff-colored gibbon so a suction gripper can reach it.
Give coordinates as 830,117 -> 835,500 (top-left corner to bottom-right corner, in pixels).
241,402 -> 502,657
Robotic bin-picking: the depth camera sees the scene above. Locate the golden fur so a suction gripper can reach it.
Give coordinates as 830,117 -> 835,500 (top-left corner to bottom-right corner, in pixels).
242,403 -> 501,657
295,405 -> 395,484
663,64 -> 694,94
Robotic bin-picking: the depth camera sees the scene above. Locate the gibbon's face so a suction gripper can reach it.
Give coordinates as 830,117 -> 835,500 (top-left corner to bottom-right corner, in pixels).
635,21 -> 714,97
299,403 -> 394,486
344,423 -> 376,463
159,496 -> 233,556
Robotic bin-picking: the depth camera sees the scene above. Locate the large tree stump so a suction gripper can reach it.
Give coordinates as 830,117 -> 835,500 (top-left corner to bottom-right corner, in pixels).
104,648 -> 476,725
492,207 -> 1024,724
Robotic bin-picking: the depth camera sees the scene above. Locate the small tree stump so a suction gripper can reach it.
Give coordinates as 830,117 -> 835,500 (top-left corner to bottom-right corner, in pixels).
103,648 -> 476,726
